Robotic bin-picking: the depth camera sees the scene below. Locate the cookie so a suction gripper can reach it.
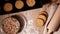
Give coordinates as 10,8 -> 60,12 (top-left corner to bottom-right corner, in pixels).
34,18 -> 44,27
15,0 -> 24,9
34,11 -> 48,27
39,11 -> 48,17
26,0 -> 36,7
38,15 -> 47,22
4,3 -> 13,12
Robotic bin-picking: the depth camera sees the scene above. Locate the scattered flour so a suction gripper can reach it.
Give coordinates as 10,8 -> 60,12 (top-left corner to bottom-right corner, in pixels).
20,19 -> 40,34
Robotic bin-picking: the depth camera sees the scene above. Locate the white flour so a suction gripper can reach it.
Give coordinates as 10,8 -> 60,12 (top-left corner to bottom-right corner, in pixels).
20,19 -> 39,34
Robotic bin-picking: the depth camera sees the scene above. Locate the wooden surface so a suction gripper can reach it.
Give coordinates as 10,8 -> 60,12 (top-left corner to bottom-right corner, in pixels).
0,8 -> 60,34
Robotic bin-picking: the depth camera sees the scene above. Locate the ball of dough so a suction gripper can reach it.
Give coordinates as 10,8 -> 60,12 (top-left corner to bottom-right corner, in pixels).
2,17 -> 20,34
4,3 -> 13,12
26,0 -> 36,7
15,1 -> 24,9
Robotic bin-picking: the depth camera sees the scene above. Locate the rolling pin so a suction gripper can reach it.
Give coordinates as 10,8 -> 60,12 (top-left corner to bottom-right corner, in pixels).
47,5 -> 60,34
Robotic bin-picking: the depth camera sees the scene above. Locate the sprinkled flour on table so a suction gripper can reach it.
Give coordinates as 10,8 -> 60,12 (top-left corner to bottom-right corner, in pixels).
20,19 -> 40,34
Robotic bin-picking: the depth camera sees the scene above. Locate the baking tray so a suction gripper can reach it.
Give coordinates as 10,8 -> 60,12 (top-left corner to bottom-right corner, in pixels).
0,0 -> 51,15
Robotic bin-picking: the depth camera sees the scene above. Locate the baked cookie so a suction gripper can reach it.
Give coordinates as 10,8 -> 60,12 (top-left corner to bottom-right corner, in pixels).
38,11 -> 48,25
15,0 -> 24,9
34,11 -> 48,27
39,11 -> 48,17
4,3 -> 13,12
38,15 -> 47,22
26,0 -> 36,7
34,18 -> 44,27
